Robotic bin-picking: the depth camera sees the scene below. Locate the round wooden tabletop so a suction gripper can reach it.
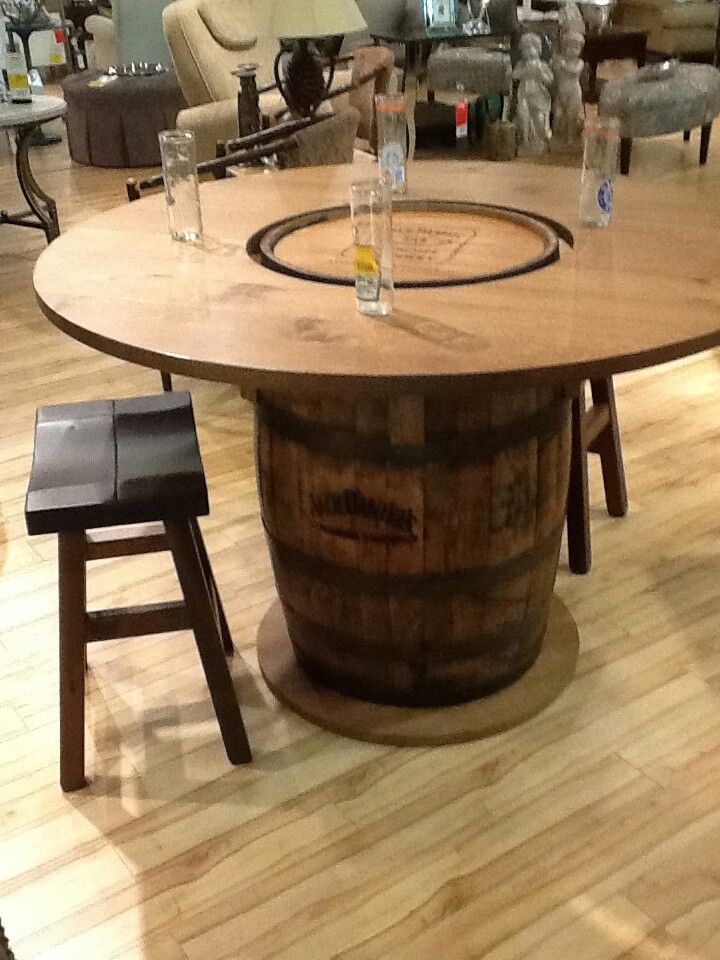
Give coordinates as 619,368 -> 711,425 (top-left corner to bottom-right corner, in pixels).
34,160 -> 720,396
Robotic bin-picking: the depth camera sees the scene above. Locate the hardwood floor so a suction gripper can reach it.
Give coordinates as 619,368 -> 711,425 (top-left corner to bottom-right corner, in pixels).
2,113 -> 720,960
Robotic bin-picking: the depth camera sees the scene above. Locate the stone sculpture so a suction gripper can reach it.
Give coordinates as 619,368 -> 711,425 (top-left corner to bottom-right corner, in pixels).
513,33 -> 553,156
551,30 -> 586,153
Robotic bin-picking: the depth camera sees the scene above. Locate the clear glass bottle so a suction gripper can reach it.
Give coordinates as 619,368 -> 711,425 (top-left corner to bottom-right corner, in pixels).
350,178 -> 394,317
158,129 -> 203,243
579,115 -> 620,227
376,94 -> 407,195
5,32 -> 31,105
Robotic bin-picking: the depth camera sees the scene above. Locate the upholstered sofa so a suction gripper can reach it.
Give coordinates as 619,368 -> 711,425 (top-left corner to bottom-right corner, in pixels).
614,0 -> 718,58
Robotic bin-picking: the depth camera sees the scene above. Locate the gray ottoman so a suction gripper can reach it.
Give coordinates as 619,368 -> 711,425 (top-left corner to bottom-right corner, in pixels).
599,63 -> 720,174
427,45 -> 512,97
61,71 -> 185,168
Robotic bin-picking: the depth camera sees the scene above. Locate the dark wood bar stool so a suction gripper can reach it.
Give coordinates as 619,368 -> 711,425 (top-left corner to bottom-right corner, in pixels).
566,377 -> 628,574
25,392 -> 251,791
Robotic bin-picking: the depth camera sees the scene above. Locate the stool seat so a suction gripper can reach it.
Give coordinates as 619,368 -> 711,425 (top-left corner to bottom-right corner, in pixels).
26,392 -> 208,536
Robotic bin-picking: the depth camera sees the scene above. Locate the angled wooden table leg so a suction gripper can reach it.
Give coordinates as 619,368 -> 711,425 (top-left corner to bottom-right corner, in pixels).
567,377 -> 628,575
589,377 -> 628,518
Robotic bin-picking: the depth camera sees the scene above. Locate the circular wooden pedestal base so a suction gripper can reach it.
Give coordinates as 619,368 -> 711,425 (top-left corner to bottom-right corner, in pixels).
257,595 -> 579,747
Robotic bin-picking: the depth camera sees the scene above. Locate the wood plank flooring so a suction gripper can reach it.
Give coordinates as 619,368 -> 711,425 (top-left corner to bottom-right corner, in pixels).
2,111 -> 720,960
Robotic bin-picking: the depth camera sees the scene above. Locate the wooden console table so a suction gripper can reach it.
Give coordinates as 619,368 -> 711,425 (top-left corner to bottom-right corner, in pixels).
583,28 -> 648,104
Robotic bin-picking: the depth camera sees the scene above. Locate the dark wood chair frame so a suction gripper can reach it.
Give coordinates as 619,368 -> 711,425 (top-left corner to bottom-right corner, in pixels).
59,517 -> 251,791
567,377 -> 628,574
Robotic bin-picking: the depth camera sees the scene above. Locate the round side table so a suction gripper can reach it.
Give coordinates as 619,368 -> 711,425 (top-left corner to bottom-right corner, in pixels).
0,95 -> 67,243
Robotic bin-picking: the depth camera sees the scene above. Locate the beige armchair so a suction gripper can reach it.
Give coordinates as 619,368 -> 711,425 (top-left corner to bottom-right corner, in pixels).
614,0 -> 718,57
162,0 -> 288,159
85,14 -> 117,72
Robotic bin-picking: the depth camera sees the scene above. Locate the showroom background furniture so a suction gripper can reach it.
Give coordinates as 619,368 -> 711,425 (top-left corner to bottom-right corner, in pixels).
62,69 -> 185,166
163,0 -> 287,160
115,0 -> 174,66
599,61 -> 720,172
270,0 -> 367,118
582,26 -> 647,103
614,0 -> 718,58
25,392 -> 252,791
84,12 -> 115,69
347,44 -> 394,152
84,0 -> 174,69
0,95 -> 66,243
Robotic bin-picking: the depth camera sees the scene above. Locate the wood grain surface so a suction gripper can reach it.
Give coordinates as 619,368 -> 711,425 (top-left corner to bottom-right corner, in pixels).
257,387 -> 571,707
5,108 -> 720,960
33,160 -> 720,396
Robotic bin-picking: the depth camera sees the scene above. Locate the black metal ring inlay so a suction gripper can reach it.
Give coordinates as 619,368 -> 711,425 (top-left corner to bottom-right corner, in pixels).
265,521 -> 564,599
246,199 -> 574,290
256,397 -> 569,468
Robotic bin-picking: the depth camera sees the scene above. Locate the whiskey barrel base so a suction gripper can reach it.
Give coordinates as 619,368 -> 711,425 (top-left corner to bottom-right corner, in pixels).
256,388 -> 572,707
257,595 -> 579,747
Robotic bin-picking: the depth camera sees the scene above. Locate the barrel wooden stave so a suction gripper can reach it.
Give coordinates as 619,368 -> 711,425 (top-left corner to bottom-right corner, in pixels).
256,388 -> 571,707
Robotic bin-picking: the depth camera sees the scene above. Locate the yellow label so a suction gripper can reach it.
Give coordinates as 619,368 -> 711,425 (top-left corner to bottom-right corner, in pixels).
354,245 -> 379,276
49,52 -> 63,65
8,73 -> 29,91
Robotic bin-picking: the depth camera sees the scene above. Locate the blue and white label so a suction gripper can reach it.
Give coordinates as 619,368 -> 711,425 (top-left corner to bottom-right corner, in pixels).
380,142 -> 406,185
597,177 -> 614,215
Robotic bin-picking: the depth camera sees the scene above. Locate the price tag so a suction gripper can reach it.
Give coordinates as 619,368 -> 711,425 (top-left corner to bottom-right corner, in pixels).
455,98 -> 469,141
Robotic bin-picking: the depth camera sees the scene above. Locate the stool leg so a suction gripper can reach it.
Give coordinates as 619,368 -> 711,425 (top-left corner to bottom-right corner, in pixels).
567,388 -> 592,575
165,521 -> 251,764
160,372 -> 173,393
620,138 -> 632,175
589,377 -> 628,518
58,532 -> 87,791
683,129 -> 691,142
700,123 -> 712,165
190,519 -> 234,656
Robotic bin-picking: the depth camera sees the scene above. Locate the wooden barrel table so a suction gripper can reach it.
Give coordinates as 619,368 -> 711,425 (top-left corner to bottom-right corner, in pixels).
257,383 -> 571,708
33,161 -> 720,745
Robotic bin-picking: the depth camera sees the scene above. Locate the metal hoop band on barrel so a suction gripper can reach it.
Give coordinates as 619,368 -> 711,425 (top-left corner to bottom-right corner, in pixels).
265,522 -> 564,599
256,396 -> 569,468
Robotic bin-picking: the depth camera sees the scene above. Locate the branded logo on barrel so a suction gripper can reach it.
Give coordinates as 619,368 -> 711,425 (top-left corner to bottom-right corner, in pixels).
311,487 -> 418,543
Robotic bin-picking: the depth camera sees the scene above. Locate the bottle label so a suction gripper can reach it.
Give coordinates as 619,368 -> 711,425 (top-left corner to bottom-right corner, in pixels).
379,142 -> 405,186
6,47 -> 31,102
354,245 -> 381,302
597,177 -> 614,215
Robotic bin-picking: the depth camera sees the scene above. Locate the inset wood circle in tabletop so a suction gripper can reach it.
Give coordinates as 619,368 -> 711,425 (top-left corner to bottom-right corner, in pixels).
256,386 -> 571,707
248,201 -> 569,288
